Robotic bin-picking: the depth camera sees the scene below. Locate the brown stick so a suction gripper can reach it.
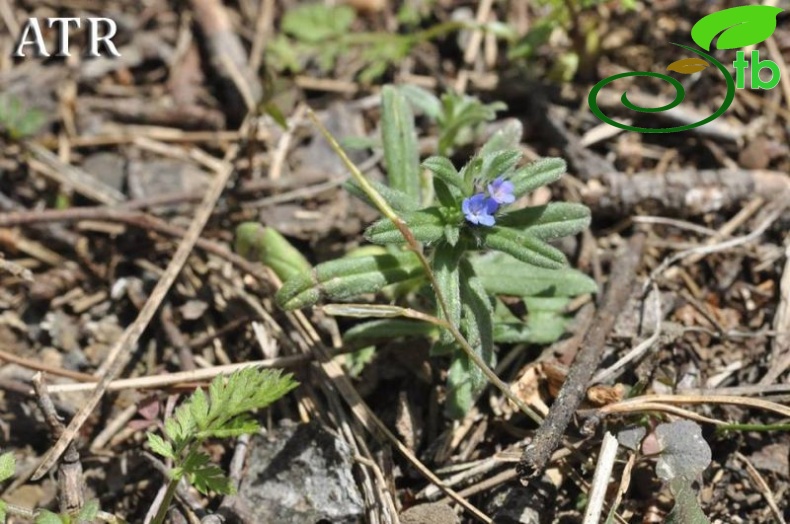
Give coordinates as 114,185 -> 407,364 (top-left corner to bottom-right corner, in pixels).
32,373 -> 84,514
518,232 -> 646,481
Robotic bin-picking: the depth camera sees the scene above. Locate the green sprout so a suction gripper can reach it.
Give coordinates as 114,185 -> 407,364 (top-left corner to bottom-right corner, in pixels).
145,367 -> 298,524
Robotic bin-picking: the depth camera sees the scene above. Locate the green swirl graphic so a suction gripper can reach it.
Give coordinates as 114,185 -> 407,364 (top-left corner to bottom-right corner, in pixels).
588,44 -> 735,133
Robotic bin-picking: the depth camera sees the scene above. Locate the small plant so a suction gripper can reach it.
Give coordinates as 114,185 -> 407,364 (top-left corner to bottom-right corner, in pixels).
274,85 -> 595,418
399,85 -> 506,157
0,93 -> 46,140
266,3 -> 515,84
618,420 -> 712,523
145,367 -> 298,524
508,0 -> 636,81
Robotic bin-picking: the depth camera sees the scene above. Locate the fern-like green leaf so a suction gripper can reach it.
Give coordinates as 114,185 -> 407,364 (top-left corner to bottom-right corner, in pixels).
147,433 -> 176,461
0,452 -> 15,483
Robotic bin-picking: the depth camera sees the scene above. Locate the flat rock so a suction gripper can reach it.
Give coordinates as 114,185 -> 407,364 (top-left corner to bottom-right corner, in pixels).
237,421 -> 365,524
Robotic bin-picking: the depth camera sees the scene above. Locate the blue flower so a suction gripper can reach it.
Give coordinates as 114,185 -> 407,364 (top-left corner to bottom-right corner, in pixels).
462,193 -> 498,226
487,177 -> 515,205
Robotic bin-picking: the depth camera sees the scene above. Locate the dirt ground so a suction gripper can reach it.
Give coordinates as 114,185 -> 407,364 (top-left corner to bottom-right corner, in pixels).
0,0 -> 789,523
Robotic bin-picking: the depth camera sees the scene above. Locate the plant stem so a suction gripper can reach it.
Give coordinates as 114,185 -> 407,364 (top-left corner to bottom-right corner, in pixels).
150,476 -> 180,524
307,108 -> 543,425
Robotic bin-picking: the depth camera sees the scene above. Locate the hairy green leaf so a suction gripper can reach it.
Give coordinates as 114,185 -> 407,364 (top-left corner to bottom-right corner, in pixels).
446,260 -> 495,418
482,227 -> 567,269
344,319 -> 437,341
479,149 -> 522,182
499,202 -> 591,240
365,209 -> 446,245
433,243 -> 464,348
276,251 -> 422,310
510,157 -> 566,197
479,119 -> 523,156
345,179 -> 419,213
235,223 -> 312,282
398,84 -> 442,119
381,85 -> 421,199
422,156 -> 465,192
473,252 -> 596,297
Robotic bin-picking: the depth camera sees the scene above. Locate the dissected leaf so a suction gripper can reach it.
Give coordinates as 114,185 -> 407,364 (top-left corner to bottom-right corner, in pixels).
667,57 -> 710,74
76,500 -> 100,523
0,451 -> 15,483
281,3 -> 355,43
655,420 -> 712,482
147,433 -> 176,461
381,85 -> 421,200
690,5 -> 783,51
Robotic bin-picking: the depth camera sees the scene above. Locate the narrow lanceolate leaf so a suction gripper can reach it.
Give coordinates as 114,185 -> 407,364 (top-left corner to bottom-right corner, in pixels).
275,251 -> 422,310
398,84 -> 442,120
510,157 -> 566,197
482,227 -> 567,269
472,252 -> 597,297
234,223 -> 312,282
364,209 -> 446,245
345,179 -> 419,213
381,85 -> 421,199
432,243 -> 464,348
446,260 -> 495,418
498,202 -> 591,240
343,319 -> 437,341
479,149 -> 522,182
422,156 -> 465,191
479,119 -> 523,156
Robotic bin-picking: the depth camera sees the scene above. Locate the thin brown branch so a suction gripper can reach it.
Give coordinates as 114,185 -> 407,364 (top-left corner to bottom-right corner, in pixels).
518,231 -> 646,480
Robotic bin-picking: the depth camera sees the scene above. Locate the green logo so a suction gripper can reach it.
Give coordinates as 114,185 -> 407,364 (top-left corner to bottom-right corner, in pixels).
588,5 -> 784,133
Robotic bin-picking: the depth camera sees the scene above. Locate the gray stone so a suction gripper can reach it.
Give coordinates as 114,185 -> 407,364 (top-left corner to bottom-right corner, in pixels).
238,421 -> 365,524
